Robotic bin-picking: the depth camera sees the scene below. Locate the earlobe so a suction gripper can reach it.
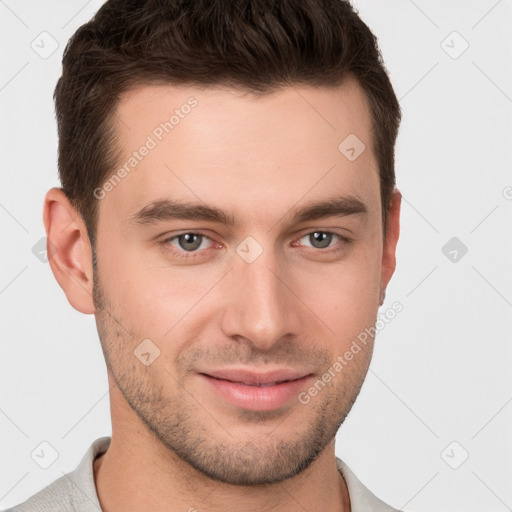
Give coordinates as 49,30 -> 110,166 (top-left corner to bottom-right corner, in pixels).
380,188 -> 401,303
43,187 -> 96,314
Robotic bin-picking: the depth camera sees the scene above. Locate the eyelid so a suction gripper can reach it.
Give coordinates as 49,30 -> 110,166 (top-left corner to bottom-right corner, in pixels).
293,230 -> 351,249
160,229 -> 351,258
162,231 -> 217,252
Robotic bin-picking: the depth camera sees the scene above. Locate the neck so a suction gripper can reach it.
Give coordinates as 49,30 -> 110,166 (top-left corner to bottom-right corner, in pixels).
94,433 -> 350,512
93,381 -> 351,512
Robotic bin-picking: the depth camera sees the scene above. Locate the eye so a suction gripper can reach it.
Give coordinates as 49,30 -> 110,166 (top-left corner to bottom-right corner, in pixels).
160,230 -> 350,261
164,232 -> 214,254
296,231 -> 350,251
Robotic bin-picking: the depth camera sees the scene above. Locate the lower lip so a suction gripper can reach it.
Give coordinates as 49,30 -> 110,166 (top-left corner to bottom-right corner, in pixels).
199,374 -> 313,411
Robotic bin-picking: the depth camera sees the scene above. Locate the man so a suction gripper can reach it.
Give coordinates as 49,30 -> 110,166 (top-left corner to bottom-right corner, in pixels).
6,0 -> 402,510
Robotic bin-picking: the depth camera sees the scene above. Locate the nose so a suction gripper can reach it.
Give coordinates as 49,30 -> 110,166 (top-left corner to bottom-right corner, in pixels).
219,245 -> 300,351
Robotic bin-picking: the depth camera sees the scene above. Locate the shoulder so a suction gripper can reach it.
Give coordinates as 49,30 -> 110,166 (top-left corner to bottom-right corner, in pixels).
336,457 -> 403,512
2,474 -> 74,512
2,437 -> 111,512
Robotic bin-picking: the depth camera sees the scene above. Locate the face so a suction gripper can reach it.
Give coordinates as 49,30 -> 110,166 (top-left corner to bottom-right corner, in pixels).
91,78 -> 398,485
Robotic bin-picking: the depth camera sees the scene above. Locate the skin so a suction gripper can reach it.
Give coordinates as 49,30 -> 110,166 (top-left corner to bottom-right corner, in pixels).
44,76 -> 401,512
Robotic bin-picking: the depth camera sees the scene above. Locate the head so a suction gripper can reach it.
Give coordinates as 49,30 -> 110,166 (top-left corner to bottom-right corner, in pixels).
45,0 -> 401,486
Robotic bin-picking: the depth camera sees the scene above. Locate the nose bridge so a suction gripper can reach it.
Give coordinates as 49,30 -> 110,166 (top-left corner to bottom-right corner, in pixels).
220,243 -> 297,350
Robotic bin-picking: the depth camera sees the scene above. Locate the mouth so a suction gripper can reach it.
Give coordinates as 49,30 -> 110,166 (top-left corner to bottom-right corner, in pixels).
197,368 -> 313,411
210,379 -> 291,387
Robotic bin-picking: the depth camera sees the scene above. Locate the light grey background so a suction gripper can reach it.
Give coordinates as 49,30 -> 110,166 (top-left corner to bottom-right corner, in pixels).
1,1 -> 511,510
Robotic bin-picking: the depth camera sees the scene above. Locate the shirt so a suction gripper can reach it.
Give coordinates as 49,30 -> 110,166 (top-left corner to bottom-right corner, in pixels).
3,437 -> 401,511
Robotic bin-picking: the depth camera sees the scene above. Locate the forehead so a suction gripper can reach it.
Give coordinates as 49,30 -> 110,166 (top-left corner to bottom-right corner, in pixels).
101,79 -> 379,227
114,78 -> 373,151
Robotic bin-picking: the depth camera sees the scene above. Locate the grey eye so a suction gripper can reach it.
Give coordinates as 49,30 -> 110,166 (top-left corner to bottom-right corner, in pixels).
176,233 -> 204,251
306,231 -> 334,249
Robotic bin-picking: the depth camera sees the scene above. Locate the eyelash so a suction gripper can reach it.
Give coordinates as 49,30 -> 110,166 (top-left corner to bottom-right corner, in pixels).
160,231 -> 351,260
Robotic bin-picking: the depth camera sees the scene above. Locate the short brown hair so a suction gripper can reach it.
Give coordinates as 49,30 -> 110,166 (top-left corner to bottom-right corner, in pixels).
54,0 -> 401,246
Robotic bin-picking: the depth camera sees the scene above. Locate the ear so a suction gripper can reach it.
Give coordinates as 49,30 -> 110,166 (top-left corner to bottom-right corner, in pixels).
379,188 -> 401,304
43,187 -> 96,314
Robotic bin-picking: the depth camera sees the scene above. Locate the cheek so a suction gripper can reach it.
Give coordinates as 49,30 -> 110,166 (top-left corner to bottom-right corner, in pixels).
103,250 -> 224,339
306,275 -> 376,337
97,225 -> 381,349
293,248 -> 381,340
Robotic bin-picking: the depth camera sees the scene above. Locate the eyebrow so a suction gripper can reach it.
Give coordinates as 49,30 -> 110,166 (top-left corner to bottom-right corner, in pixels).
128,195 -> 368,227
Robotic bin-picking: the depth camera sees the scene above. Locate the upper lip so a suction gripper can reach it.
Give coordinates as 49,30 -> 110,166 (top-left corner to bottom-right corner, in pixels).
200,368 -> 312,385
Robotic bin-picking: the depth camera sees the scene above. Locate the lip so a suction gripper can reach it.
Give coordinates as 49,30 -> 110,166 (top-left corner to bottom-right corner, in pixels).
198,368 -> 314,411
